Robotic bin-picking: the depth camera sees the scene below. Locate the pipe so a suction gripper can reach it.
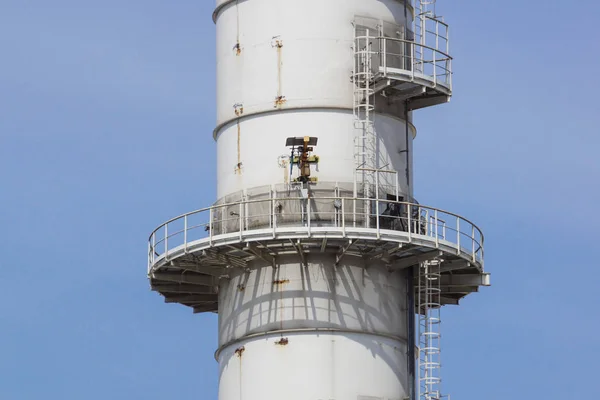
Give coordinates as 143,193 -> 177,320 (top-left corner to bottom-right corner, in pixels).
407,265 -> 416,400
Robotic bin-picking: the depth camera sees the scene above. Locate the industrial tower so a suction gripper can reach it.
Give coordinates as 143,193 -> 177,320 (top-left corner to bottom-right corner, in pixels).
147,1 -> 489,399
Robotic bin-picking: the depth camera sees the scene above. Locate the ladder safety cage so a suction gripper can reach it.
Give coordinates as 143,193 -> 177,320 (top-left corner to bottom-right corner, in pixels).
417,259 -> 445,400
352,23 -> 378,217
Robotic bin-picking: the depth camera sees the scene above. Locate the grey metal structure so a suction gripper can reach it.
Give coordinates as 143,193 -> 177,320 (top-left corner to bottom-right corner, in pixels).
148,195 -> 486,312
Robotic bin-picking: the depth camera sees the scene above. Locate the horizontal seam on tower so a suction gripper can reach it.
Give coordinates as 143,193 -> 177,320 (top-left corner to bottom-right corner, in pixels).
213,106 -> 417,140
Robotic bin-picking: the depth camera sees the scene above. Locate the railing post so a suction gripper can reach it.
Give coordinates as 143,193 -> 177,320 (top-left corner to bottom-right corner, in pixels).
435,19 -> 439,85
471,225 -> 476,262
407,203 -> 412,243
239,201 -> 243,241
151,233 -> 156,265
270,188 -> 274,229
164,223 -> 169,261
382,35 -> 387,75
209,207 -> 213,246
375,198 -> 380,238
449,58 -> 453,88
412,42 -> 416,79
448,22 -> 452,87
352,197 -> 357,228
433,50 -> 437,86
456,218 -> 461,255
434,209 -> 439,248
341,198 -> 346,237
147,241 -> 152,274
375,172 -> 380,238
184,215 -> 188,253
307,198 -> 311,237
481,242 -> 485,269
273,199 -> 277,238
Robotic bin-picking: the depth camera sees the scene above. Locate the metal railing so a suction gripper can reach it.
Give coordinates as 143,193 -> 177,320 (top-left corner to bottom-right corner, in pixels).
148,197 -> 483,272
355,35 -> 452,89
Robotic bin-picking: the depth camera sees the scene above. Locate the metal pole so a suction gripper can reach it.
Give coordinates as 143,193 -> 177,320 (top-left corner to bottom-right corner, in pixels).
412,42 -> 416,78
407,266 -> 416,400
307,197 -> 311,237
383,34 -> 387,74
456,218 -> 461,255
151,233 -> 156,265
434,209 -> 439,248
209,207 -> 214,246
341,198 -> 346,237
272,188 -> 277,238
184,214 -> 188,253
375,171 -> 380,238
435,19 -> 439,85
239,202 -> 243,241
164,223 -> 169,261
408,203 -> 412,242
471,225 -> 476,262
396,171 -> 400,201
405,101 -> 410,188
147,241 -> 152,274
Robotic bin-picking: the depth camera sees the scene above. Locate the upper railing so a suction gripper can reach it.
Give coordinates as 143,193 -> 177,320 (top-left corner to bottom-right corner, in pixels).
355,35 -> 452,90
354,16 -> 452,91
148,197 -> 483,272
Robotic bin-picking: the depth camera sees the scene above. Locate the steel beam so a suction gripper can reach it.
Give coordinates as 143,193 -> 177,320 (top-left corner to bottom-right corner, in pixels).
244,243 -> 275,265
193,304 -> 218,314
440,273 -> 490,287
439,260 -> 471,273
440,296 -> 460,305
335,239 -> 356,266
441,286 -> 479,294
290,239 -> 307,267
153,283 -> 215,294
165,294 -> 218,304
391,250 -> 443,270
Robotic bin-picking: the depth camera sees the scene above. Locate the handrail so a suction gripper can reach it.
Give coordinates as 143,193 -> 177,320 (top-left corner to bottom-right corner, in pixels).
354,34 -> 453,89
148,197 -> 484,272
149,197 -> 481,241
355,35 -> 453,61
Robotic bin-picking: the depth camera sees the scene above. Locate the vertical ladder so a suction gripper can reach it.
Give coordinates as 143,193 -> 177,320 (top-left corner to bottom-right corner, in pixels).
353,26 -> 376,204
415,0 -> 451,88
417,259 -> 443,400
415,0 -> 435,74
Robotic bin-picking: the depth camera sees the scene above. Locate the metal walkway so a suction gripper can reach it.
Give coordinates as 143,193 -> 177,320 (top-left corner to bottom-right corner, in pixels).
147,195 -> 488,313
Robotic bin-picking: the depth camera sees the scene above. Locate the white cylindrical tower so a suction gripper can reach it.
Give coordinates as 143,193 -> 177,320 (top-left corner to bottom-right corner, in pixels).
214,0 -> 416,201
147,1 -> 489,400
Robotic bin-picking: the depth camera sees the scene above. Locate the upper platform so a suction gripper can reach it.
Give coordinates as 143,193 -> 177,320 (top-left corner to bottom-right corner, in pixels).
354,15 -> 452,111
147,191 -> 488,313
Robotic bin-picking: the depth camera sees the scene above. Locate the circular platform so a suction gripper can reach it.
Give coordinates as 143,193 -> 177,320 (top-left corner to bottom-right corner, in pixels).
147,196 -> 486,313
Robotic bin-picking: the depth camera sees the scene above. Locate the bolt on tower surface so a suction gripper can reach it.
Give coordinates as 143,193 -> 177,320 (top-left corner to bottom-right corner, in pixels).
147,1 -> 490,399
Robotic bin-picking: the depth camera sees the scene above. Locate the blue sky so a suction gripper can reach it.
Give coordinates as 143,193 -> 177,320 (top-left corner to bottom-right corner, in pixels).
1,1 -> 598,399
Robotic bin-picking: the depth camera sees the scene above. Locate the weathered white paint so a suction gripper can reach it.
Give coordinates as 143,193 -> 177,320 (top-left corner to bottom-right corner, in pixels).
214,1 -> 413,400
218,332 -> 408,400
215,0 -> 415,200
216,111 -> 415,198
218,254 -> 409,400
215,0 -> 413,124
218,255 -> 408,346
